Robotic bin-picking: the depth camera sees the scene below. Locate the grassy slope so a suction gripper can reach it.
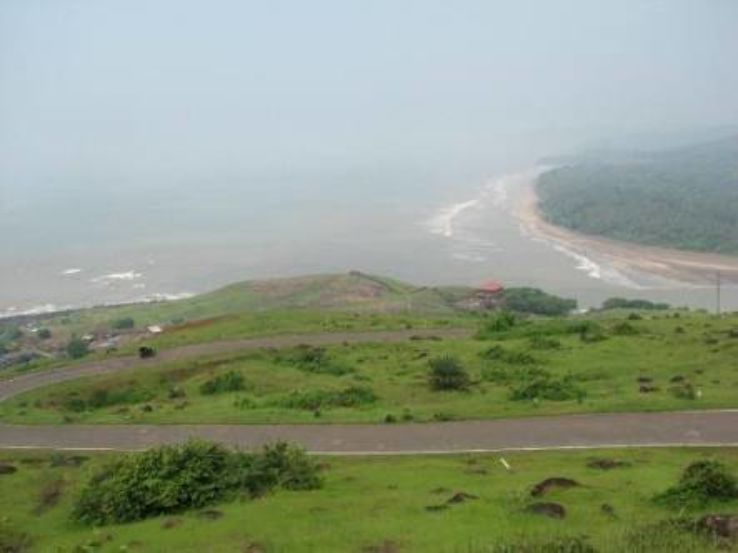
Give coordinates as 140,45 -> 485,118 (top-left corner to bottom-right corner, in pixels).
0,273 -> 475,378
1,447 -> 736,552
4,311 -> 737,425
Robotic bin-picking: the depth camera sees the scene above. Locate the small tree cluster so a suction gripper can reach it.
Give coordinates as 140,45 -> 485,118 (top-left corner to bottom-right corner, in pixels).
428,356 -> 470,391
73,440 -> 322,525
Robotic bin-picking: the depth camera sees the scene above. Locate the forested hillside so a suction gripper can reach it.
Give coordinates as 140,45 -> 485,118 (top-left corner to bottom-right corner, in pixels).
537,136 -> 738,254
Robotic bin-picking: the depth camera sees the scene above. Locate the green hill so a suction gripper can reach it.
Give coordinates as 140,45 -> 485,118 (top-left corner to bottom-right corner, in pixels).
537,136 -> 738,254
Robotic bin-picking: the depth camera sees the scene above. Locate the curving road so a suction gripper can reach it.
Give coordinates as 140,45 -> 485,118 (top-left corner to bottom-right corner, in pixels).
1,327 -> 737,454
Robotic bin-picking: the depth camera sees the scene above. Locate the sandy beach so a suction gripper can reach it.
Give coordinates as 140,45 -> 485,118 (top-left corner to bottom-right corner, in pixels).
517,174 -> 738,286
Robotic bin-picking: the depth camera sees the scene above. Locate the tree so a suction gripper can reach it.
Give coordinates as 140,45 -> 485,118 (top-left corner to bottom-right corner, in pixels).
428,355 -> 470,391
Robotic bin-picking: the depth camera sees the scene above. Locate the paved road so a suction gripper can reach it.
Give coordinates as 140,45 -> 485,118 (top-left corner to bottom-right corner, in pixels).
1,411 -> 737,453
1,327 -> 737,454
0,327 -> 473,402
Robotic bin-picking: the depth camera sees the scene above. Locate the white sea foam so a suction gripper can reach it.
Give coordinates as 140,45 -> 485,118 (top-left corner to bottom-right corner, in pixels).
91,271 -> 144,284
427,198 -> 480,238
61,268 -> 83,276
0,303 -> 70,319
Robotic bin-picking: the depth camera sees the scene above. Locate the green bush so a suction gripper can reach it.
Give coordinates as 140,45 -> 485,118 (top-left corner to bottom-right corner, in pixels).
111,317 -> 135,330
73,440 -> 321,525
65,337 -> 90,359
199,371 -> 246,395
62,386 -> 155,412
509,375 -> 585,402
281,386 -> 377,410
278,345 -> 353,376
612,322 -> 639,336
501,287 -> 577,316
655,460 -> 738,507
669,383 -> 697,400
36,328 -> 52,340
481,365 -> 550,385
480,345 -> 536,365
477,311 -> 518,338
428,355 -> 470,391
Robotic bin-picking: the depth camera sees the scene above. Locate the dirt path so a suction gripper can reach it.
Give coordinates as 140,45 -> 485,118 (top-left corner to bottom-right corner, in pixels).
1,410 -> 737,453
0,327 -> 473,402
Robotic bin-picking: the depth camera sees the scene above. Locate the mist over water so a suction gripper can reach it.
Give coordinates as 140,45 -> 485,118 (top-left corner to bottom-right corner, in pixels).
2,1 -> 737,315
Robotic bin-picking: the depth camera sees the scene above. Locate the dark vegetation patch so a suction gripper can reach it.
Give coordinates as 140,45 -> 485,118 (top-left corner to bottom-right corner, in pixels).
73,440 -> 322,525
34,478 -> 64,514
427,355 -> 470,391
655,460 -> 738,507
509,375 -> 585,402
601,297 -> 670,311
485,536 -> 596,553
196,509 -> 224,521
525,502 -> 566,519
275,345 -> 354,376
500,287 -> 577,316
0,523 -> 32,553
0,462 -> 18,475
586,458 -> 630,470
697,514 -> 738,541
481,365 -> 549,385
530,477 -> 580,497
49,453 -> 88,468
528,336 -> 562,350
669,382 -> 697,400
446,491 -> 478,504
479,345 -> 537,365
60,385 -> 155,412
611,322 -> 639,336
279,386 -> 377,410
199,371 -> 246,395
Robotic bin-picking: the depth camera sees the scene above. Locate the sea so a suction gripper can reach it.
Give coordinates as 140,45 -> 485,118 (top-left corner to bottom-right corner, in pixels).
2,166 -> 737,318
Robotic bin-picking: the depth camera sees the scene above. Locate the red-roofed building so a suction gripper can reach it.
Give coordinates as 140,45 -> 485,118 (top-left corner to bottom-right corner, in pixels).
478,280 -> 504,295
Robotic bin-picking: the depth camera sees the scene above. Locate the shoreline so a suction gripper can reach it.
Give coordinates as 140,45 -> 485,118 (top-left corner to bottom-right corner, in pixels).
517,172 -> 738,287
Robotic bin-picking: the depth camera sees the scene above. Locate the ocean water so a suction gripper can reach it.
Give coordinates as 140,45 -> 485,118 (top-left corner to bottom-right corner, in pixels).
2,167 -> 736,317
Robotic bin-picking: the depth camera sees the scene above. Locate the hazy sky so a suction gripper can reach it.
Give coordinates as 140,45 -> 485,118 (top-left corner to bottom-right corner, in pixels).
2,0 -> 737,183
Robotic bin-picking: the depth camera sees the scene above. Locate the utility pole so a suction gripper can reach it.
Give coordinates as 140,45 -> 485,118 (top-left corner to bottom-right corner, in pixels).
716,271 -> 721,316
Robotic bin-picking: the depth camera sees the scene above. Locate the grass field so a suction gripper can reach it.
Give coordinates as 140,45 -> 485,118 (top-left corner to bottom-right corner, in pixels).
0,447 -> 736,552
3,311 -> 737,425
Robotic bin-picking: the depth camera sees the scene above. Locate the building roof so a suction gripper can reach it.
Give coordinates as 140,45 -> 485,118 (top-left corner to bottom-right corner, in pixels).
478,280 -> 504,293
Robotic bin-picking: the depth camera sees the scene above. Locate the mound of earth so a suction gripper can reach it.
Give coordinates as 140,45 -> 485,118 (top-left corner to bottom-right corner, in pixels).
526,502 -> 566,519
531,477 -> 580,497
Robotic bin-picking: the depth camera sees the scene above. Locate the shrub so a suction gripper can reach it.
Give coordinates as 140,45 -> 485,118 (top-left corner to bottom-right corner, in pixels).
62,386 -> 155,412
428,356 -> 470,391
111,317 -> 135,330
73,440 -> 321,525
501,287 -> 577,316
0,521 -> 32,553
612,322 -> 639,336
65,337 -> 90,359
278,345 -> 353,376
37,328 -> 52,340
481,365 -> 549,385
655,460 -> 738,507
509,375 -> 585,402
477,311 -> 517,338
480,345 -> 536,365
199,371 -> 246,395
280,386 -> 377,410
